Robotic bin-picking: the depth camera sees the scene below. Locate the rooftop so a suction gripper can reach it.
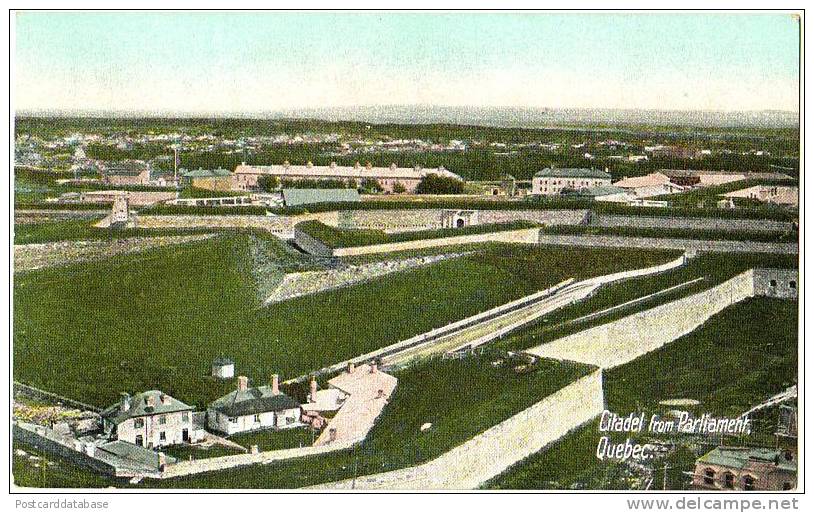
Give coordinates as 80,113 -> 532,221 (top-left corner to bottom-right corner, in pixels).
234,162 -> 463,181
534,168 -> 612,179
698,446 -> 797,472
101,390 -> 194,425
282,188 -> 361,207
209,385 -> 300,418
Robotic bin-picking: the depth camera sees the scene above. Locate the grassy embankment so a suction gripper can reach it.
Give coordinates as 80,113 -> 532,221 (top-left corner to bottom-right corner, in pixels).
494,251 -> 797,353
484,297 -> 798,490
296,220 -> 538,248
14,232 -> 673,409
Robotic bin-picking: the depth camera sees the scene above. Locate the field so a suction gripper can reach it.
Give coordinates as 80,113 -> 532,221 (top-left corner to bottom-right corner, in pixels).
14,233 -> 674,408
484,297 -> 798,490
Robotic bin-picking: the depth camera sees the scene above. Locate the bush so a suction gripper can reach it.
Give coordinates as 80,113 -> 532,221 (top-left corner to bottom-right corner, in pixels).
415,173 -> 465,194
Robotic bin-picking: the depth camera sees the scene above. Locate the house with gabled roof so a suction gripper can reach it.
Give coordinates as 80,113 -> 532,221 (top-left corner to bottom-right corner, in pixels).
101,390 -> 204,449
207,375 -> 302,435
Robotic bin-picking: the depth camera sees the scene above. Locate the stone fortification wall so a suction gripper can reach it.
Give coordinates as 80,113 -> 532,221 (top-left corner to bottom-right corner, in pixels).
312,369 -> 604,490
753,268 -> 799,299
333,228 -> 540,257
525,270 -> 756,368
591,213 -> 795,233
537,234 -> 797,255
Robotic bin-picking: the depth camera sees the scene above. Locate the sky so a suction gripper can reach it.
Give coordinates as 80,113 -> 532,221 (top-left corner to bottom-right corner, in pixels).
14,12 -> 801,114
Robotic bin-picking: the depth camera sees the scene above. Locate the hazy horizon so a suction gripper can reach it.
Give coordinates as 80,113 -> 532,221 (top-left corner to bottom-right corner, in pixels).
14,12 -> 801,116
14,105 -> 799,130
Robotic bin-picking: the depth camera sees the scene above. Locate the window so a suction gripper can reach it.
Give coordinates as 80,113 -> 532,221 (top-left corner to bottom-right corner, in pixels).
286,416 -> 295,425
253,414 -> 261,423
229,417 -> 237,424
159,415 -> 167,425
789,281 -> 796,289
134,418 -> 144,429
159,431 -> 166,441
703,468 -> 715,486
770,279 -> 777,287
181,412 -> 189,422
724,473 -> 735,489
743,475 -> 755,491
135,435 -> 143,447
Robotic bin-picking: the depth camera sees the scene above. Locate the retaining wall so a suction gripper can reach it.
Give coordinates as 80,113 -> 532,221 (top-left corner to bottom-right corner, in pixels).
13,422 -> 117,477
312,369 -> 605,490
292,227 -> 334,257
753,268 -> 799,299
160,438 -> 357,478
526,270 -> 757,368
590,213 -> 795,233
334,208 -> 590,233
536,234 -> 798,255
135,212 -> 337,240
333,228 -> 541,257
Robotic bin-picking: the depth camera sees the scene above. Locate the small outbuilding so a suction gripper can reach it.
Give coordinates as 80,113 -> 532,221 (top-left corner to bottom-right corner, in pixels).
211,356 -> 235,379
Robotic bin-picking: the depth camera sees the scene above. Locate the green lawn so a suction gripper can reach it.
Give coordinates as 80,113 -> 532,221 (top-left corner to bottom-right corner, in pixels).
296,220 -> 538,248
13,218 -> 224,245
14,233 -> 673,409
484,297 -> 798,490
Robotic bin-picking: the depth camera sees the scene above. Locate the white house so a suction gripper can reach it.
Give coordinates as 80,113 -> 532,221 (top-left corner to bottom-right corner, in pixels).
100,390 -> 205,448
532,168 -> 612,196
613,172 -> 688,198
207,375 -> 302,435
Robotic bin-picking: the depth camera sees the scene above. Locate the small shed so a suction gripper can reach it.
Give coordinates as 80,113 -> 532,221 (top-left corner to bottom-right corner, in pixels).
212,356 -> 235,379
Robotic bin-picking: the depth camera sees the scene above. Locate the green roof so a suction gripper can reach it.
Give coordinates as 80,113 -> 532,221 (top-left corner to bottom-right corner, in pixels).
182,168 -> 232,178
282,188 -> 361,207
209,385 -> 300,417
101,390 -> 194,425
534,168 -> 612,179
698,447 -> 796,472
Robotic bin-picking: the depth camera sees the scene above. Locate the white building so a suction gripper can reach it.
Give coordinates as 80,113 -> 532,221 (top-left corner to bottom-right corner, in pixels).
211,356 -> 235,379
207,375 -> 302,435
613,172 -> 688,198
101,390 -> 204,448
532,168 -> 612,196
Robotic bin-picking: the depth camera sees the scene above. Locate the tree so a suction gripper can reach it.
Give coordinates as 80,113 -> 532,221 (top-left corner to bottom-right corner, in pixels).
415,173 -> 464,194
257,175 -> 279,192
359,178 -> 383,193
392,181 -> 406,194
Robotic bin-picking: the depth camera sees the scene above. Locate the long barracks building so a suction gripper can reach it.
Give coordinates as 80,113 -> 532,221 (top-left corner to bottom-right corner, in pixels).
232,161 -> 463,193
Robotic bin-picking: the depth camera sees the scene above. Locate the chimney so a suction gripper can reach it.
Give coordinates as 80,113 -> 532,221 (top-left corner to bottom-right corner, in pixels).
328,427 -> 337,442
145,395 -> 156,408
271,374 -> 279,395
309,377 -> 318,401
160,393 -> 171,406
370,361 -> 378,374
347,362 -> 355,374
237,376 -> 249,392
120,392 -> 131,412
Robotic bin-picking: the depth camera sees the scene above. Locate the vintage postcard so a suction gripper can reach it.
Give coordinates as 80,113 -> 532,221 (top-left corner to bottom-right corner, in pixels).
7,7 -> 803,505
